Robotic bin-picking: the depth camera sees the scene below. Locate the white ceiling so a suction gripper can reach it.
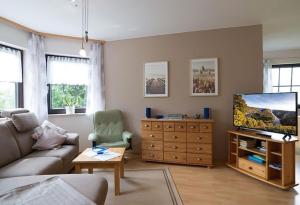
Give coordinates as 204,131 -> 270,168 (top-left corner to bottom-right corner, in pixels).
0,0 -> 299,51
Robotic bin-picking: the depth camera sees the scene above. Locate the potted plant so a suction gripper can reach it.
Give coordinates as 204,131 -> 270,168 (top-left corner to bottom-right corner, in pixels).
63,92 -> 79,114
63,94 -> 78,114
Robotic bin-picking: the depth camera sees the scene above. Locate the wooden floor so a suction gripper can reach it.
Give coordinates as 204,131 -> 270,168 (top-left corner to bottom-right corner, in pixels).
124,153 -> 300,205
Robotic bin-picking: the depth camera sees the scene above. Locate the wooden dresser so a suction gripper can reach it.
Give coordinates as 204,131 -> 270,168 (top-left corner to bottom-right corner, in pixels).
141,118 -> 214,167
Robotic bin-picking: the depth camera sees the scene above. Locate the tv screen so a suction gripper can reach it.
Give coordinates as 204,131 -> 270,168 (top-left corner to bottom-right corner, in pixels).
233,92 -> 298,136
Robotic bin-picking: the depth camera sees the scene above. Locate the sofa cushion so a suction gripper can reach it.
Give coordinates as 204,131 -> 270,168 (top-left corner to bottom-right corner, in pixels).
11,112 -> 39,132
0,174 -> 108,205
5,120 -> 35,157
26,145 -> 78,170
0,121 -> 21,168
0,157 -> 63,178
0,108 -> 29,118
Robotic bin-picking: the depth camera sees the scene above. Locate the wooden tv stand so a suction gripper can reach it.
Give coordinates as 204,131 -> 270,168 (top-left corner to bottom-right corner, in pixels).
227,130 -> 298,190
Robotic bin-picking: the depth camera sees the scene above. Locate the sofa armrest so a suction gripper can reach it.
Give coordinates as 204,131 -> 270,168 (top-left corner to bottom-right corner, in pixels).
122,131 -> 133,143
64,133 -> 79,146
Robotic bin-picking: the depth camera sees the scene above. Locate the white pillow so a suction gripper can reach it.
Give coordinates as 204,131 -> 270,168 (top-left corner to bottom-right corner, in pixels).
41,120 -> 68,135
32,126 -> 66,150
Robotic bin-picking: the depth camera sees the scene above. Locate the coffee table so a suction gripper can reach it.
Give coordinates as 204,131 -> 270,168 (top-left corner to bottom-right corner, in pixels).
72,147 -> 125,196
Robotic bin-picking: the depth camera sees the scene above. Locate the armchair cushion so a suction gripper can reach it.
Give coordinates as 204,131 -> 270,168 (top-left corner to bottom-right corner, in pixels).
100,141 -> 130,149
94,110 -> 123,143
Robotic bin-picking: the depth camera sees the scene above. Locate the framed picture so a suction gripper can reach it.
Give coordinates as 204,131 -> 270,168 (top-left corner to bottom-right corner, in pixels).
144,61 -> 168,97
190,58 -> 218,96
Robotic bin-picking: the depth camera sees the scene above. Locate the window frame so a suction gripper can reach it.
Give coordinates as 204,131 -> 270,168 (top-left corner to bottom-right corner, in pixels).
46,54 -> 88,114
0,44 -> 23,110
271,63 -> 300,108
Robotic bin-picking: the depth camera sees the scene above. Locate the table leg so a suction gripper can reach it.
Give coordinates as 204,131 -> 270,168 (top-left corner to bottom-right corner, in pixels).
88,168 -> 93,174
75,165 -> 81,174
114,164 -> 120,195
120,160 -> 124,178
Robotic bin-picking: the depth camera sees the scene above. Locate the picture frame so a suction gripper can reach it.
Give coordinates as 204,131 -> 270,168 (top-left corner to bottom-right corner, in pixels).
144,61 -> 168,97
190,58 -> 218,96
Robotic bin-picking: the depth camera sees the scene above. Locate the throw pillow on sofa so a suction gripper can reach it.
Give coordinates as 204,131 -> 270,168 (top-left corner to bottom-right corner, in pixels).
41,120 -> 68,135
32,126 -> 66,150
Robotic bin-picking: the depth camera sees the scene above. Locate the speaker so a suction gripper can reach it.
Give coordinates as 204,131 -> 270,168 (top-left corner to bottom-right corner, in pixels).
204,107 -> 210,119
145,107 -> 152,118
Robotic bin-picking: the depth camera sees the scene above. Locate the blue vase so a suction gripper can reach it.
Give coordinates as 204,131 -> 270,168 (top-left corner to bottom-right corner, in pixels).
145,107 -> 151,118
204,108 -> 210,119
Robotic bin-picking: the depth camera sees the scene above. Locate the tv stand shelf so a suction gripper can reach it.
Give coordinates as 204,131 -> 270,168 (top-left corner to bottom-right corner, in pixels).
227,130 -> 298,190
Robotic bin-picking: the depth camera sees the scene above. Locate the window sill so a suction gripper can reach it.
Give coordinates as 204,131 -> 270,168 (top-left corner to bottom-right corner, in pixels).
48,113 -> 87,117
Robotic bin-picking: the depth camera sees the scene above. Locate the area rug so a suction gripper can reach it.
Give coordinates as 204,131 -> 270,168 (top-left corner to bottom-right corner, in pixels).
91,169 -> 183,205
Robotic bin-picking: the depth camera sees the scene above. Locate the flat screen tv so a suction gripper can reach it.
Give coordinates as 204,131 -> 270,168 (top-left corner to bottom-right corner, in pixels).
233,92 -> 298,137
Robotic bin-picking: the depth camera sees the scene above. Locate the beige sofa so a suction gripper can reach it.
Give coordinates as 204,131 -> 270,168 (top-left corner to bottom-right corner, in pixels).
0,113 -> 78,178
0,111 -> 108,205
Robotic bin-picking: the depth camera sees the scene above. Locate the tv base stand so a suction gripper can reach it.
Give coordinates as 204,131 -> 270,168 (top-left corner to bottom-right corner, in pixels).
283,134 -> 292,141
256,132 -> 272,138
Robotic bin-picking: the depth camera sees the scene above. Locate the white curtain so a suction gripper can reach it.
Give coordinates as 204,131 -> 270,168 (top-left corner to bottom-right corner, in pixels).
47,56 -> 89,85
0,46 -> 22,82
263,59 -> 272,93
24,33 -> 48,123
86,43 -> 105,114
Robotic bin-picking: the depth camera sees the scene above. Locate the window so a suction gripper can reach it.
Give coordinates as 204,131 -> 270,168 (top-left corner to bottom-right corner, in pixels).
46,55 -> 89,114
0,44 -> 23,111
271,64 -> 300,108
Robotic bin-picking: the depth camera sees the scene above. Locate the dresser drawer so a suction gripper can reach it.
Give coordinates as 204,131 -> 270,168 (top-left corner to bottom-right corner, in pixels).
187,143 -> 212,154
187,122 -> 200,132
164,152 -> 186,163
142,131 -> 163,141
164,142 -> 186,153
174,122 -> 186,132
152,121 -> 163,131
141,121 -> 151,131
142,151 -> 163,161
187,153 -> 212,165
164,132 -> 186,143
163,122 -> 175,132
142,141 -> 163,151
187,133 -> 212,143
238,157 -> 266,179
200,123 -> 212,133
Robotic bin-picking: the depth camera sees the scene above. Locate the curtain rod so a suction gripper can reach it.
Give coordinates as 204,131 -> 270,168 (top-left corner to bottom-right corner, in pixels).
0,16 -> 105,44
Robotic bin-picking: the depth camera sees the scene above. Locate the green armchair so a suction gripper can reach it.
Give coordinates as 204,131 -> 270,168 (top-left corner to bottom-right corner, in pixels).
88,110 -> 133,149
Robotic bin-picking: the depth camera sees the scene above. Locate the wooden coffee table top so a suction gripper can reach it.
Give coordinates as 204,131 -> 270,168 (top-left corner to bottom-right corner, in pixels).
73,147 -> 125,164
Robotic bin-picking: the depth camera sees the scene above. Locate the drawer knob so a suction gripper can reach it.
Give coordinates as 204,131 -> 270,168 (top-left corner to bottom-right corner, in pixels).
173,146 -> 178,149
197,158 -> 202,161
173,156 -> 178,159
168,125 -> 172,128
155,125 -> 159,128
197,137 -> 202,140
203,126 -> 208,129
179,126 -> 183,128
190,126 -> 195,129
144,124 -> 149,127
197,147 -> 202,151
248,166 -> 253,170
173,136 -> 178,139
150,144 -> 154,147
150,134 -> 154,138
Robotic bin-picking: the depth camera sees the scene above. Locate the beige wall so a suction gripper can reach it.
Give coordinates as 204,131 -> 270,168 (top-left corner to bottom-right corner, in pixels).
104,25 -> 263,159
